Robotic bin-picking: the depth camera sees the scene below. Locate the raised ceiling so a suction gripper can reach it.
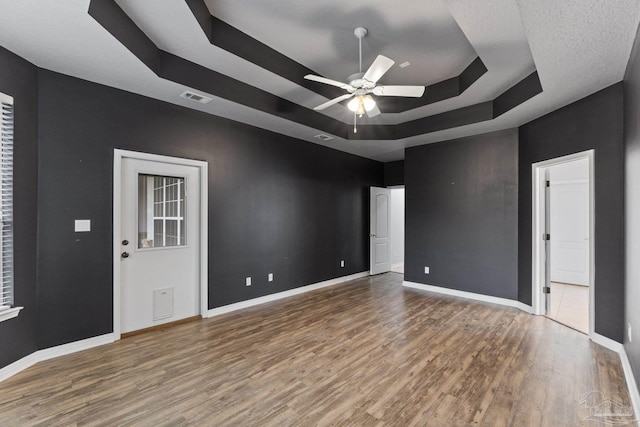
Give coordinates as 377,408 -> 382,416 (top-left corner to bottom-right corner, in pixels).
0,0 -> 638,161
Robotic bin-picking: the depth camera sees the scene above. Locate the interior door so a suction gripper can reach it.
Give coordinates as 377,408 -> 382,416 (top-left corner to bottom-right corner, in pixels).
550,181 -> 590,285
370,187 -> 391,275
120,157 -> 200,334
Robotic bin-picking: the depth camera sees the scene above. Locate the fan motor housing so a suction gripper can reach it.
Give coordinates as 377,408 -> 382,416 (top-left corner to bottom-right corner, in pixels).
347,72 -> 375,90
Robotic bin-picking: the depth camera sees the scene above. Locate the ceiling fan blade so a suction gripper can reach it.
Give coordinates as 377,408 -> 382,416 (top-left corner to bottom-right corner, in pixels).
363,55 -> 395,84
304,75 -> 354,91
366,104 -> 381,118
313,93 -> 354,111
373,85 -> 425,97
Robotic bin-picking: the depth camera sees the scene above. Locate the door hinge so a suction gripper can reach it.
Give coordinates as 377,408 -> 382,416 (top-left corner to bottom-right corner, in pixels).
542,233 -> 550,241
546,180 -> 550,187
543,286 -> 551,294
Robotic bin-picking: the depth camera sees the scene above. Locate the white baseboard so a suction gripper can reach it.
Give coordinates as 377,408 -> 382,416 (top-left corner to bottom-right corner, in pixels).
589,334 -> 640,419
0,333 -> 115,383
0,352 -> 40,383
590,332 -> 625,353
620,347 -> 640,420
620,346 -> 640,419
402,280 -> 532,313
206,271 -> 369,318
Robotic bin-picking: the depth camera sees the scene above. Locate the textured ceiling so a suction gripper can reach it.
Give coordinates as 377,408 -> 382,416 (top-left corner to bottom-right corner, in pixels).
0,0 -> 638,162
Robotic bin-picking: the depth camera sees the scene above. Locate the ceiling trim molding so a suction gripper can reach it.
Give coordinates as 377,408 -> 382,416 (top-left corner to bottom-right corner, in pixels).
184,0 -> 489,114
88,0 -> 542,141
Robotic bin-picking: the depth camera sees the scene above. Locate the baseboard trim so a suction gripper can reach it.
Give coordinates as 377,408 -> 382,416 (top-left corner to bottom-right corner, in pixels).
0,333 -> 115,383
590,332 -> 624,353
121,315 -> 201,339
620,347 -> 640,420
0,352 -> 40,383
206,271 -> 369,318
588,333 -> 640,417
402,280 -> 532,313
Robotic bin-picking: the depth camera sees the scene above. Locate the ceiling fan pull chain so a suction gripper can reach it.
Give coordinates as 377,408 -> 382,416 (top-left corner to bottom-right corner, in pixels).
354,111 -> 358,133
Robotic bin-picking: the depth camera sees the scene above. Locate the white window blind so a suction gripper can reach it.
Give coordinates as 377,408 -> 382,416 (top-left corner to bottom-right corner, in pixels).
1,96 -> 13,310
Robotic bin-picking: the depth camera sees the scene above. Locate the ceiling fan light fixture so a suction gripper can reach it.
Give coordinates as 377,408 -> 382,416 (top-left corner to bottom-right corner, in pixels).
347,97 -> 360,112
348,95 -> 376,114
362,95 -> 376,111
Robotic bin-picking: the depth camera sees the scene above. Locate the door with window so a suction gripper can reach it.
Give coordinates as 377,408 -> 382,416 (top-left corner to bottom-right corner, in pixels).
120,157 -> 201,334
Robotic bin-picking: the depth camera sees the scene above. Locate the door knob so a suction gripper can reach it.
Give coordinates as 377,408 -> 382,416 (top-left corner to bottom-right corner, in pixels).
121,252 -> 130,259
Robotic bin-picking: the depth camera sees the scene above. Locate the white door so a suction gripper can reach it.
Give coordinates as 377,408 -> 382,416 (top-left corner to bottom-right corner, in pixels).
370,187 -> 391,275
550,181 -> 590,285
120,157 -> 201,334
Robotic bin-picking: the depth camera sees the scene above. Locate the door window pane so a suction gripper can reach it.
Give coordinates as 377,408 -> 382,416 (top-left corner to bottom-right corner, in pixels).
138,174 -> 186,248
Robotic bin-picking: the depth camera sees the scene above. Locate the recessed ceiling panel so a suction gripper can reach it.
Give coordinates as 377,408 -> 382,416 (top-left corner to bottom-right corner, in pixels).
204,0 -> 477,86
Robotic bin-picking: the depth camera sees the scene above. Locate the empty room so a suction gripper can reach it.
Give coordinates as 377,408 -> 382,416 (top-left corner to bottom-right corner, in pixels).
1,0 -> 640,425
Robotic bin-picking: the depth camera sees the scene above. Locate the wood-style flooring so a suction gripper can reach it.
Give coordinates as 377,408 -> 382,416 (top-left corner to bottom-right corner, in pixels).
0,273 -> 634,426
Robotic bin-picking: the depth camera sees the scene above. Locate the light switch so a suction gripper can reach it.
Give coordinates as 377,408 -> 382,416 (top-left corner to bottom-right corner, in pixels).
75,219 -> 91,232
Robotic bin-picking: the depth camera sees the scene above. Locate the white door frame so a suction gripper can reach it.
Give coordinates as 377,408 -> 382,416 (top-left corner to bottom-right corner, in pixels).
531,150 -> 594,335
113,149 -> 208,339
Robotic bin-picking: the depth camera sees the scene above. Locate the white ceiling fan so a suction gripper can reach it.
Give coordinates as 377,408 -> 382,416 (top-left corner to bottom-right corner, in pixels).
305,27 -> 425,128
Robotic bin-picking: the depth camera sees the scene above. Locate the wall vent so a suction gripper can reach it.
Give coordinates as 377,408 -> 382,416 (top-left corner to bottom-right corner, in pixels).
314,134 -> 334,141
180,90 -> 212,104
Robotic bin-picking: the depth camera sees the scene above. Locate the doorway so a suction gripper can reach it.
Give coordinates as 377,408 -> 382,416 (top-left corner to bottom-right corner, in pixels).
369,186 -> 405,276
532,151 -> 594,335
390,188 -> 405,274
113,150 -> 208,338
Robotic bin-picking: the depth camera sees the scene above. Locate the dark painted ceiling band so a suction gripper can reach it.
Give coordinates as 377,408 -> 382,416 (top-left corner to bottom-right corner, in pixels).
349,72 -> 542,140
494,71 -> 542,117
88,0 -> 542,141
184,0 -> 488,113
89,0 -> 349,139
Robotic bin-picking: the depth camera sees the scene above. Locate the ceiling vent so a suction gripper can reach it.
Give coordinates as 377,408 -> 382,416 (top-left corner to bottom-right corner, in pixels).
314,134 -> 334,141
180,90 -> 212,104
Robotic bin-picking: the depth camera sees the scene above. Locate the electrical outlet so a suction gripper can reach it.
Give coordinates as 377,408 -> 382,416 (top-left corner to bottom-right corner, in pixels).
340,260 -> 345,268
268,273 -> 273,282
246,277 -> 251,286
629,322 -> 633,343
424,266 -> 430,274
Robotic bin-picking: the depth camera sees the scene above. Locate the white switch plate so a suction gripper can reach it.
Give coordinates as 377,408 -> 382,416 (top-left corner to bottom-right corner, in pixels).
425,266 -> 430,274
246,277 -> 251,286
340,260 -> 345,268
268,273 -> 273,282
75,219 -> 91,232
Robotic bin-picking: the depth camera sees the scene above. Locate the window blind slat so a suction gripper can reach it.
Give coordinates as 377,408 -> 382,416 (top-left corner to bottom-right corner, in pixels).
1,99 -> 14,308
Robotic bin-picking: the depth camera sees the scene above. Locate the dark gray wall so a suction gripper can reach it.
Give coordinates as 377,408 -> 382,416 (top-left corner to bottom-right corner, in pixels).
404,129 -> 519,299
624,24 -> 640,397
383,160 -> 404,187
0,47 -> 39,367
35,70 -> 382,349
519,83 -> 625,341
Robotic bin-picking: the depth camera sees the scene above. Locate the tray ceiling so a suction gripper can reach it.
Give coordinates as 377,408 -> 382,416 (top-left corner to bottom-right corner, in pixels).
0,0 -> 638,161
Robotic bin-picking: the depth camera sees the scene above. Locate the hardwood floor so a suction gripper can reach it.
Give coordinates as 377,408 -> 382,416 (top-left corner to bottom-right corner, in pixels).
0,273 -> 634,426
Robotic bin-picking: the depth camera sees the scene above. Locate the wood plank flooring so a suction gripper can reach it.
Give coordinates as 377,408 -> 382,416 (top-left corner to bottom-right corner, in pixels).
0,273 -> 635,426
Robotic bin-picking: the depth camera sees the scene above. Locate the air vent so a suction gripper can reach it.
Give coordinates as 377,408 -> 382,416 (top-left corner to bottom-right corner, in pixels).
314,134 -> 334,141
180,90 -> 212,104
